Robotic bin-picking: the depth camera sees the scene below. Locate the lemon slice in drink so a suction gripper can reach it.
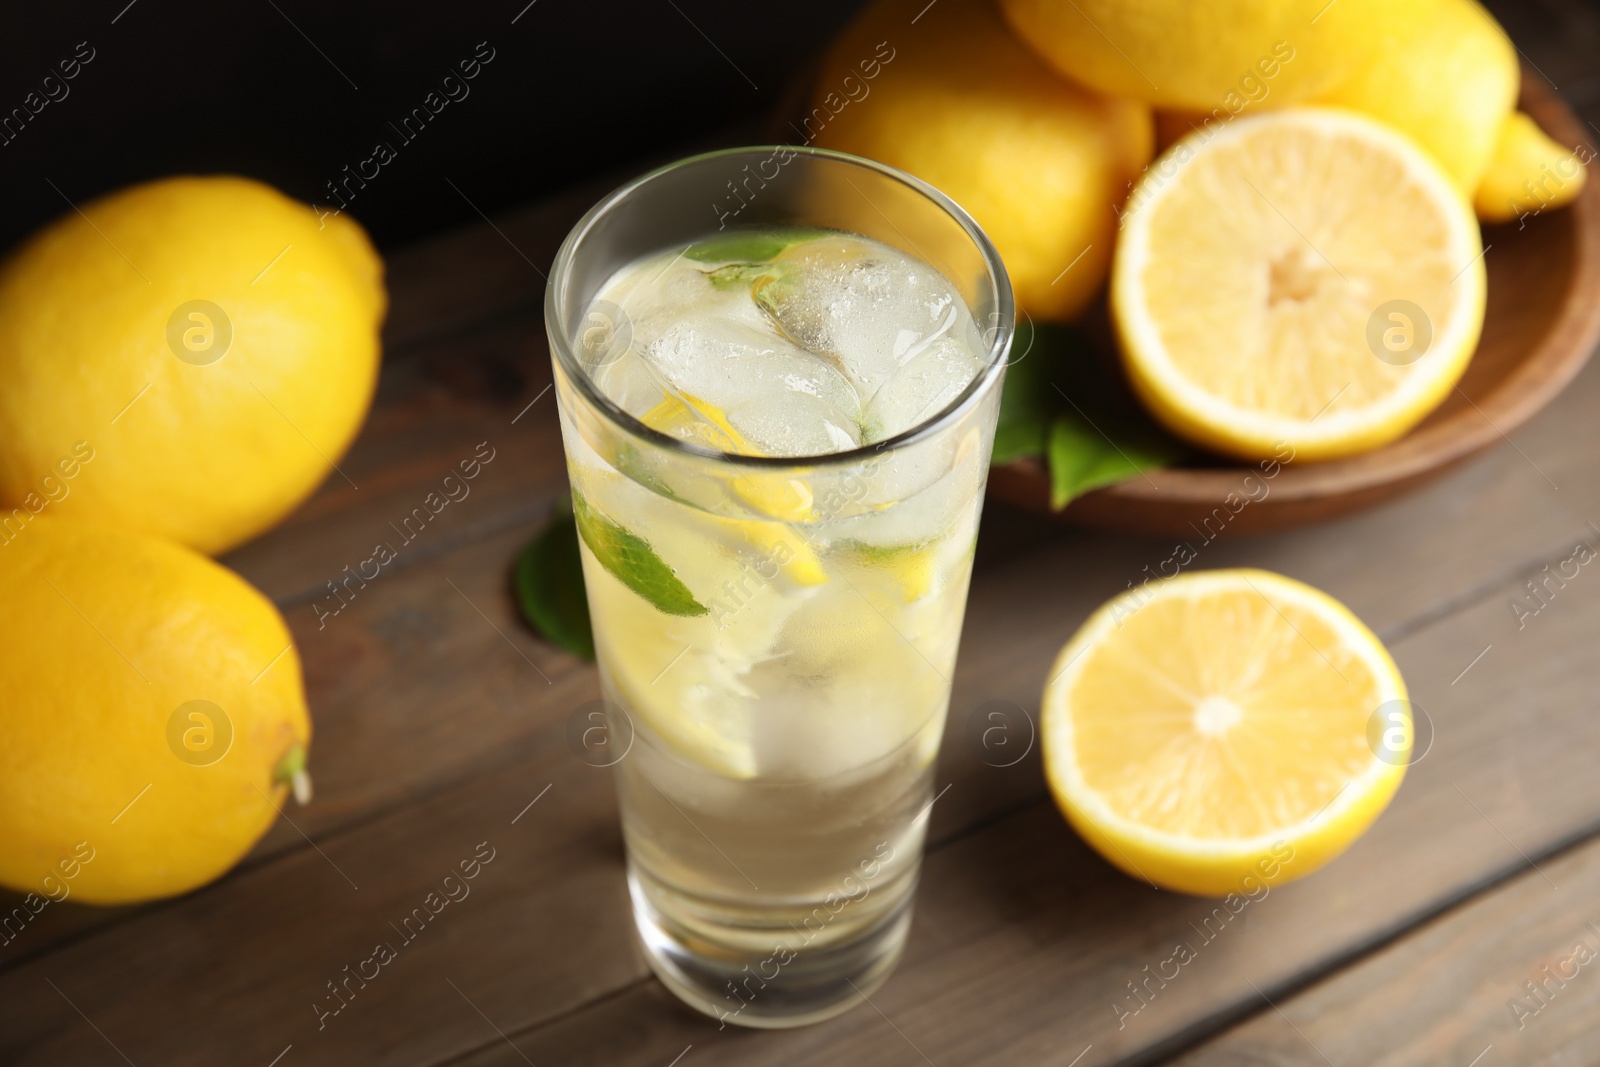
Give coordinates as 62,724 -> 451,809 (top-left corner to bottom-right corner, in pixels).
837,540 -> 940,603
573,471 -> 771,781
1042,569 -> 1409,896
1112,108 -> 1486,462
641,393 -> 827,585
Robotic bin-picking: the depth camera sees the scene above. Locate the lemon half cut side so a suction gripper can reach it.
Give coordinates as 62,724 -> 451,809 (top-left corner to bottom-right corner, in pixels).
1113,108 -> 1487,462
1042,568 -> 1410,896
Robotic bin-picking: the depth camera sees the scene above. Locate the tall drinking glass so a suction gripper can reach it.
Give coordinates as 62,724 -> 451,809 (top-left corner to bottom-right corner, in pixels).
545,146 -> 1012,1027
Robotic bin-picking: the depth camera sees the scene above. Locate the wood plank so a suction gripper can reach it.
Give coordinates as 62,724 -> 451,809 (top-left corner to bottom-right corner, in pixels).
230,299 -> 1600,648
0,519 -> 592,973
243,252 -> 1600,617
436,531 -> 1600,1066
379,185 -> 589,354
6,456 -> 1600,1065
4,312 -> 1598,977
5,273 -> 1597,989
195,307 -> 1600,899
220,311 -> 561,607
0,727 -> 636,1067
0,498 -> 1063,976
1168,835 -> 1600,1067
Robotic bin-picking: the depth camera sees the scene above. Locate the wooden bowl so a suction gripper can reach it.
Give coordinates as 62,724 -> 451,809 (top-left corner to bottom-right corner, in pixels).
987,75 -> 1600,536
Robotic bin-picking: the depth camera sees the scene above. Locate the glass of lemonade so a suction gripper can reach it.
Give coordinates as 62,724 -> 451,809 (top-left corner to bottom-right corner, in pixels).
545,146 -> 1012,1027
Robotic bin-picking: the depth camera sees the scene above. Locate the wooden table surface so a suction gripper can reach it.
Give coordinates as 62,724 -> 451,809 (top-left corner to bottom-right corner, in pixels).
6,6 -> 1600,1065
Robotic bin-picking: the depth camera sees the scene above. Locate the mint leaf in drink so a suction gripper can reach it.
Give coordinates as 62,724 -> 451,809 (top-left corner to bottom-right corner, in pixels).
1047,412 -> 1184,510
704,262 -> 790,292
613,442 -> 691,503
571,489 -> 708,617
684,226 -> 829,264
513,501 -> 594,660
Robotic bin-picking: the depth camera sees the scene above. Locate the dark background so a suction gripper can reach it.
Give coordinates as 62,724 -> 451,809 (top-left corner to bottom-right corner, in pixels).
0,0 -> 1595,256
0,0 -> 862,254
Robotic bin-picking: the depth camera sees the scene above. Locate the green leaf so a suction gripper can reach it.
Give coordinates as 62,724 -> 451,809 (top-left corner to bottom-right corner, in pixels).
991,320 -> 1079,464
837,538 -> 930,564
991,419 -> 1050,467
570,489 -> 708,617
991,319 -> 1188,502
684,226 -> 829,264
1047,411 -> 1185,510
513,502 -> 595,660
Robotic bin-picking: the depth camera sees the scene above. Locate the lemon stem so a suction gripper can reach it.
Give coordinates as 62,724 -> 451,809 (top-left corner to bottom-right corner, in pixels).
274,743 -> 313,806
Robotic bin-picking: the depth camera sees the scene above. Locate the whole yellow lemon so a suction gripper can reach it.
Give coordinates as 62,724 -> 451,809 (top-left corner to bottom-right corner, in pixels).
0,176 -> 385,556
999,0 -> 1446,111
1474,109 -> 1589,222
1313,0 -> 1516,193
0,516 -> 311,905
807,0 -> 1152,321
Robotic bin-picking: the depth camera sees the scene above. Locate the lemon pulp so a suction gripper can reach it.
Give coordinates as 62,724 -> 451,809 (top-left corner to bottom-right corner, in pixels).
1043,569 -> 1409,896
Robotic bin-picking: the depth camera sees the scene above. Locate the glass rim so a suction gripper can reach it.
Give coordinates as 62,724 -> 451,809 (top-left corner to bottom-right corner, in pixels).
544,144 -> 1015,470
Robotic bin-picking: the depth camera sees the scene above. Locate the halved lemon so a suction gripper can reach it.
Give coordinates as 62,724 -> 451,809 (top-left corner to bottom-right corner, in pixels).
1112,108 -> 1486,462
1042,569 -> 1409,896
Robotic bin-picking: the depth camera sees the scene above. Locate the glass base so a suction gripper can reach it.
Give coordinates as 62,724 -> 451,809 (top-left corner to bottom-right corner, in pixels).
628,868 -> 914,1029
